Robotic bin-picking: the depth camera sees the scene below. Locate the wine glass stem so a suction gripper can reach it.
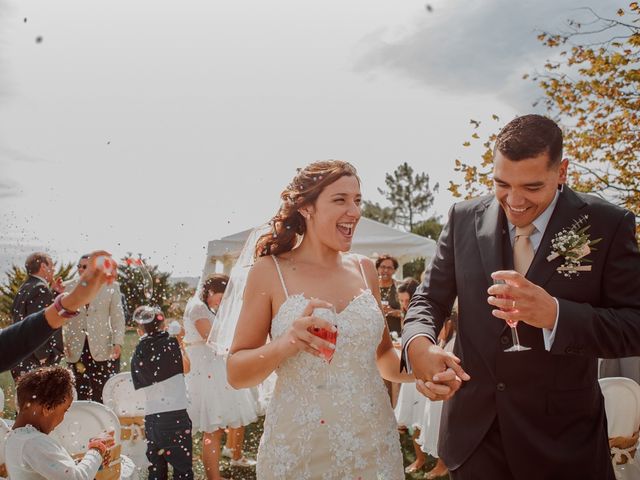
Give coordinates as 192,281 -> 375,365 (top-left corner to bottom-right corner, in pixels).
510,325 -> 521,348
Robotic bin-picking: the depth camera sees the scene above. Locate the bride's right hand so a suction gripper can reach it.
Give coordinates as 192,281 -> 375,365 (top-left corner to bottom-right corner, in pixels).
279,298 -> 337,358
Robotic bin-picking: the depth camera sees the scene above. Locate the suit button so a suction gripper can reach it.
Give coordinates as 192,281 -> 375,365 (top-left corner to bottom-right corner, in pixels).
565,347 -> 574,354
500,336 -> 509,345
497,382 -> 506,392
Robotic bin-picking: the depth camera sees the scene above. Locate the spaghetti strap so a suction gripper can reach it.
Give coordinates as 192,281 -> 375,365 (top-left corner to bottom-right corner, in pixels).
271,255 -> 290,298
356,255 -> 369,290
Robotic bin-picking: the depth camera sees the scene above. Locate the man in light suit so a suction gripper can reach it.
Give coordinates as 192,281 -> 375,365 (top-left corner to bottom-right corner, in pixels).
64,254 -> 126,402
402,114 -> 640,479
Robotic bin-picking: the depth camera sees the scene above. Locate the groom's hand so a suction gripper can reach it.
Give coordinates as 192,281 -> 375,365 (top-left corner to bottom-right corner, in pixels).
488,271 -> 557,330
408,336 -> 470,401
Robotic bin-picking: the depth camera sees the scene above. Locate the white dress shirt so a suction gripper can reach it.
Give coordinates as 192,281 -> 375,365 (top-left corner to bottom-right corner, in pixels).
140,373 -> 189,415
4,425 -> 102,480
507,189 -> 561,350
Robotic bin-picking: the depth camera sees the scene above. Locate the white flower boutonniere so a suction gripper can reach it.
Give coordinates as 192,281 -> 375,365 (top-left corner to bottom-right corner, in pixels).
547,215 -> 602,277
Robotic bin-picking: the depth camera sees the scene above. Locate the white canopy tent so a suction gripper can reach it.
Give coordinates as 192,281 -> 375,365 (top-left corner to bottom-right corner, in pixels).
202,217 -> 437,280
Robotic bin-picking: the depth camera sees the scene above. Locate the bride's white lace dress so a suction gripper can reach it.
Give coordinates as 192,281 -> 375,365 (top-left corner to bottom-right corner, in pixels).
256,256 -> 404,479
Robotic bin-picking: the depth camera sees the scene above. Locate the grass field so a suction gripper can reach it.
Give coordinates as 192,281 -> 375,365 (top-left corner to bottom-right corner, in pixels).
1,329 -> 448,479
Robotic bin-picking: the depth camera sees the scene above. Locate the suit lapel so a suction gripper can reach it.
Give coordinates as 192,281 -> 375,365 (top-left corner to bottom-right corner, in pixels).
475,197 -> 507,285
526,187 -> 587,288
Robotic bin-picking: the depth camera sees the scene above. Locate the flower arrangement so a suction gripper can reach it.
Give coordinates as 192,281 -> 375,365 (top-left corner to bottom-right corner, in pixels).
547,215 -> 602,277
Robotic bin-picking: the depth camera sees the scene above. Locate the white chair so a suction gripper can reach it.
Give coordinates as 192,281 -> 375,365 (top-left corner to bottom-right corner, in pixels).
0,418 -> 10,479
599,377 -> 640,479
50,400 -> 136,479
103,372 -> 148,473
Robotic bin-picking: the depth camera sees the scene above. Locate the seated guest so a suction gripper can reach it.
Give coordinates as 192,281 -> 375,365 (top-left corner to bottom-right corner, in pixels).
5,366 -> 114,480
131,306 -> 193,480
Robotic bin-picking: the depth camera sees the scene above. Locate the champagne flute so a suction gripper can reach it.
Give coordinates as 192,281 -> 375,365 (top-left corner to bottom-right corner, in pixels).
494,278 -> 531,352
310,307 -> 338,363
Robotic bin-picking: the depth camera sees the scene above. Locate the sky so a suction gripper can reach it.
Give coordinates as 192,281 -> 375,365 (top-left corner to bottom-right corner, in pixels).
0,0 -> 624,277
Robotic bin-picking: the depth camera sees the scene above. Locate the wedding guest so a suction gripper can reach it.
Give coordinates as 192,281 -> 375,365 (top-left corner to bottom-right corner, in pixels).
394,277 -> 426,474
10,252 -> 65,381
397,278 -> 419,324
228,160 -> 412,479
376,254 -> 404,407
0,250 -> 117,373
376,254 -> 403,334
131,306 -> 193,480
63,254 -> 126,402
183,274 -> 257,480
5,366 -> 114,480
403,114 -> 640,479
417,313 -> 456,480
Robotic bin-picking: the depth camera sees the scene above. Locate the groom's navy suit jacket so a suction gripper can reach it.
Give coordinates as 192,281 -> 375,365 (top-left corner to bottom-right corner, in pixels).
402,187 -> 640,479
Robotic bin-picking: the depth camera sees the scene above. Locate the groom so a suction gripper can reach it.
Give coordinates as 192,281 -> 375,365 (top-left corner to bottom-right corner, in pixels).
402,114 -> 640,479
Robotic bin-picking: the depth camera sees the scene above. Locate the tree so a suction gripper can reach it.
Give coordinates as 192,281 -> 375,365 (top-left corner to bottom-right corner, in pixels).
0,262 -> 74,328
399,217 -> 444,280
362,164 -> 441,280
117,254 -> 172,324
166,281 -> 196,320
450,3 -> 640,235
411,216 -> 444,241
534,4 -> 640,219
361,200 -> 396,225
373,162 -> 439,231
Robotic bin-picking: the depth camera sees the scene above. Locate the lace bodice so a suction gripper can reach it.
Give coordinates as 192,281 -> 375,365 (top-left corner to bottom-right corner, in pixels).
256,256 -> 403,479
269,291 -> 384,396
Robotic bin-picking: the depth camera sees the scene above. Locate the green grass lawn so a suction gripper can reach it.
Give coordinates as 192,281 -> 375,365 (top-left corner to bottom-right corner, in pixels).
1,329 -> 448,479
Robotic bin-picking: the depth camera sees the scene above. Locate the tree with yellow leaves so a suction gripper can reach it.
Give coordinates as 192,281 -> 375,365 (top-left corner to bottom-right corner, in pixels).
451,2 -> 640,231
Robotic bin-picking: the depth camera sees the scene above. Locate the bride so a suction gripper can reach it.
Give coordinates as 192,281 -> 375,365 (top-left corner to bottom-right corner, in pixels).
227,160 -> 412,479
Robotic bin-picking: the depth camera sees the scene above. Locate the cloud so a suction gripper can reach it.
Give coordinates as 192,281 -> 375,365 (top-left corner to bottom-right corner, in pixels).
0,145 -> 47,164
0,179 -> 21,198
354,0 -> 625,109
0,145 -> 46,199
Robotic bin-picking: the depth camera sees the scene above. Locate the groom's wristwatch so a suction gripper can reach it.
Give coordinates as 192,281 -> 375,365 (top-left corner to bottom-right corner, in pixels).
53,293 -> 80,318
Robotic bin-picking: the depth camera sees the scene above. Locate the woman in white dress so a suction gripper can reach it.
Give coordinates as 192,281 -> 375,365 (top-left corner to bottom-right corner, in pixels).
227,160 -> 413,479
183,274 -> 258,480
394,278 -> 428,474
417,315 -> 457,479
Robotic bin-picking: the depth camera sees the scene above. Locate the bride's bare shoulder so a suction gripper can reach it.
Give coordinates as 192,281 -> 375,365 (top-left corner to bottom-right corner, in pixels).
348,253 -> 377,285
247,255 -> 283,287
249,255 -> 276,276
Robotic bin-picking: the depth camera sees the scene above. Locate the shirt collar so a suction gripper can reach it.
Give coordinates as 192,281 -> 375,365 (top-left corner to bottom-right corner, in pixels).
31,274 -> 49,286
508,187 -> 561,236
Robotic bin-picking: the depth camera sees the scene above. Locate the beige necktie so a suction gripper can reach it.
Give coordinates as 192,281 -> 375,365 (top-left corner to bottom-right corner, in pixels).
513,224 -> 536,275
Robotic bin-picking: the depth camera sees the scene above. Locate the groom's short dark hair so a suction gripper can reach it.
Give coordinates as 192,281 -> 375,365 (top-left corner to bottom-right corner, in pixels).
494,114 -> 563,166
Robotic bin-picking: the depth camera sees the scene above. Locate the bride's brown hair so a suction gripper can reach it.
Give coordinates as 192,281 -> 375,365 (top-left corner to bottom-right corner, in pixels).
255,160 -> 359,258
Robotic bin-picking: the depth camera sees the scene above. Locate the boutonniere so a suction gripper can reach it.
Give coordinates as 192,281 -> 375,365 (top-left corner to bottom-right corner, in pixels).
547,215 -> 602,277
